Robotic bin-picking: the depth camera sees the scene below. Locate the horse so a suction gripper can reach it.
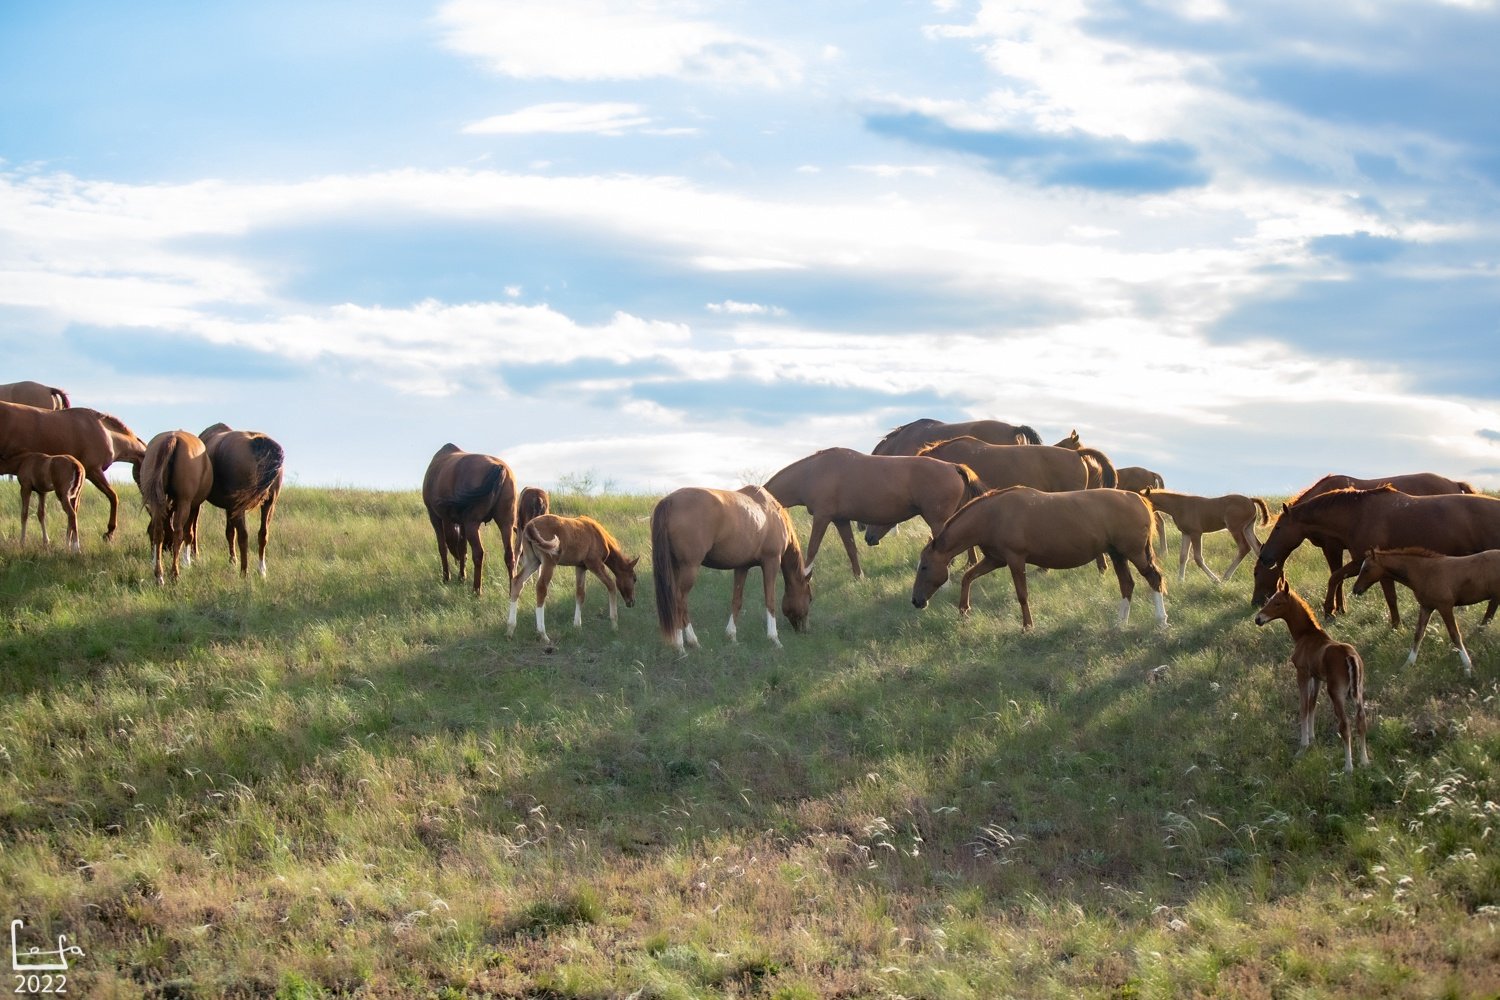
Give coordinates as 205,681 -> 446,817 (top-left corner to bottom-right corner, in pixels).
517,486 -> 550,532
872,418 -> 1041,456
1051,430 -> 1120,489
651,485 -> 812,652
507,514 -> 640,646
1351,547 -> 1500,676
199,423 -> 285,578
764,447 -> 983,577
1144,488 -> 1270,583
421,444 -> 518,596
0,452 -> 85,551
1254,472 -> 1474,617
917,437 -> 1097,493
1252,486 -> 1500,625
0,381 -> 70,409
1115,467 -> 1164,493
910,486 -> 1167,631
138,430 -> 214,586
0,401 -> 144,541
1254,580 -> 1369,773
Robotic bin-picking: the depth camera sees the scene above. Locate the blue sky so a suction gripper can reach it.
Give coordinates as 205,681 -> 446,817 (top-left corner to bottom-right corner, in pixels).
3,0 -> 1499,494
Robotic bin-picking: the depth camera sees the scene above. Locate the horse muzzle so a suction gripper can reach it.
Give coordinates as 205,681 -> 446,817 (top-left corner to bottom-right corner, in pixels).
1253,613 -> 1269,626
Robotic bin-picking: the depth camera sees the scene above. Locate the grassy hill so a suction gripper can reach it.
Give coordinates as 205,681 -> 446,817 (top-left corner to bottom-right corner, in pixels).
0,482 -> 1496,998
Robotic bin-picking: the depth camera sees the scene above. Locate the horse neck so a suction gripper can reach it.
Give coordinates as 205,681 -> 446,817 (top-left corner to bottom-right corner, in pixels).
934,496 -> 989,558
778,532 -> 808,582
1277,597 -> 1326,642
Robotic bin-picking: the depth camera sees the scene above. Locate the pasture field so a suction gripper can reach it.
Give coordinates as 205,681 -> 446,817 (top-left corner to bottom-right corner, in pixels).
1,481 -> 1498,999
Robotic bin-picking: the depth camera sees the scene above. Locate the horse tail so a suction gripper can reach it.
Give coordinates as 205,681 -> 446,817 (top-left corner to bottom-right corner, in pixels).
440,461 -> 505,518
142,434 -> 178,527
952,462 -> 985,503
1455,480 -> 1477,494
524,519 -> 563,560
1151,471 -> 1165,489
1014,424 -> 1041,445
651,498 -> 680,639
48,386 -> 70,409
1347,651 -> 1363,706
1078,447 -> 1117,488
1252,496 -> 1270,525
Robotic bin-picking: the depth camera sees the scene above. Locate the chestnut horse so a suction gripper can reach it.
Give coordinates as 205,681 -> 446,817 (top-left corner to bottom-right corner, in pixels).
422,444 -> 518,596
1115,467 -> 1164,494
1254,472 -> 1473,617
517,486 -> 550,532
872,418 -> 1041,456
764,447 -> 983,577
0,451 -> 85,551
651,485 -> 812,652
1144,488 -> 1270,583
507,514 -> 640,646
911,486 -> 1167,630
199,423 -> 285,578
1254,580 -> 1369,773
139,430 -> 214,585
0,381 -> 70,409
1253,486 -> 1500,625
1352,547 -> 1500,676
1051,430 -> 1120,489
0,401 -> 145,541
918,437 -> 1107,493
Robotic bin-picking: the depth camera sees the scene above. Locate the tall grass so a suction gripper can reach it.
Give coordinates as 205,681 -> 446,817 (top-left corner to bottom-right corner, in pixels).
0,480 -> 1496,998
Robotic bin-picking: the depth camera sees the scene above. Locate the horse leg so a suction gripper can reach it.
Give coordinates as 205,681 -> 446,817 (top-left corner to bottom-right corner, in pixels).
224,511 -> 239,567
463,520 -> 485,595
1319,543 -> 1345,616
1007,559 -> 1033,630
230,512 -> 250,576
834,519 -> 864,578
1177,533 -> 1191,583
727,567 -> 748,642
429,512 -> 453,583
587,560 -> 620,629
573,565 -> 588,628
1436,605 -> 1471,676
1327,673 -> 1354,774
505,547 -> 543,637
1406,606 -> 1434,667
803,514 -> 832,575
676,564 -> 701,651
1480,599 -> 1497,627
84,466 -> 120,542
534,561 -> 555,645
255,495 -> 276,577
1222,524 -> 1254,580
760,559 -> 782,647
1190,534 -> 1221,584
1377,576 -> 1402,629
63,490 -> 80,553
1298,670 -> 1320,752
1108,550 -> 1137,627
957,554 -> 1001,616
35,491 -> 50,547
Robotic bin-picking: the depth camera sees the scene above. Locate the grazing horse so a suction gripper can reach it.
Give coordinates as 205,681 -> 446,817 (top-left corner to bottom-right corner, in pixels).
1051,430 -> 1120,489
1255,472 -> 1474,616
1145,488 -> 1270,583
199,423 -> 285,578
765,447 -> 983,577
507,514 -> 640,646
651,485 -> 812,652
1352,548 -> 1500,676
911,486 -> 1167,630
1116,467 -> 1164,494
872,418 -> 1041,456
1252,486 -> 1500,625
0,401 -> 143,541
517,486 -> 550,532
1254,580 -> 1369,773
422,444 -> 518,596
0,381 -> 70,409
139,430 -> 214,586
0,451 -> 85,551
917,437 -> 1097,493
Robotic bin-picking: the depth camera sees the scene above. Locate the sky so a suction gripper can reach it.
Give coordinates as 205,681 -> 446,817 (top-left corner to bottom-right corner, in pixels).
2,0 -> 1499,496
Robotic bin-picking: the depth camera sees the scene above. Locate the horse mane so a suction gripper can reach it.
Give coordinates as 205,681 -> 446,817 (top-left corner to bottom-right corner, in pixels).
1371,546 -> 1447,559
875,418 -> 939,450
1279,585 -> 1321,624
1285,483 -> 1398,515
1286,473 -> 1350,507
97,412 -> 133,434
916,435 -> 984,457
1013,424 -> 1041,445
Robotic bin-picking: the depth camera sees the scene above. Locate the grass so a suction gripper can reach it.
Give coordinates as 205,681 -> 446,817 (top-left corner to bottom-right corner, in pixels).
0,480 -> 1497,998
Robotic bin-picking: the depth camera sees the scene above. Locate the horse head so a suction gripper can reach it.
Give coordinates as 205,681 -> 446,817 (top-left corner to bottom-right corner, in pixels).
910,537 -> 949,609
615,554 -> 642,608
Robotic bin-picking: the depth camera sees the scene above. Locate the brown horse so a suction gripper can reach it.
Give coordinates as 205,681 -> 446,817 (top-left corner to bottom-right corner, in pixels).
0,381 -> 70,409
139,430 -> 214,585
1253,486 -> 1500,625
0,401 -> 144,541
1352,548 -> 1500,676
199,423 -> 285,578
910,486 -> 1167,630
1255,472 -> 1474,616
918,437 -> 1098,493
507,514 -> 640,646
1254,580 -> 1369,773
872,417 -> 1041,456
422,444 -> 518,596
1145,489 -> 1270,583
651,485 -> 812,652
764,447 -> 983,577
1116,467 -> 1164,493
517,486 -> 550,532
0,451 -> 85,551
1051,430 -> 1119,489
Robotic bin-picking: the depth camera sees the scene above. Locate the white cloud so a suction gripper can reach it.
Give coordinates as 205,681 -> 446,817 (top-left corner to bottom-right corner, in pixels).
464,102 -> 653,135
706,300 -> 788,317
852,164 -> 940,178
435,0 -> 801,86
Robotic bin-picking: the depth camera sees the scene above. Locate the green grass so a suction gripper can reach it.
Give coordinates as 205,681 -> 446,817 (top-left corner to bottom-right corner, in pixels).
1,481 -> 1497,998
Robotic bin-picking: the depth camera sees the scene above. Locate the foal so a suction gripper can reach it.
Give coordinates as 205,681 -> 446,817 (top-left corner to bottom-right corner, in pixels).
1352,547 -> 1500,676
1254,580 -> 1369,773
1145,488 -> 1270,583
507,514 -> 640,646
0,451 -> 85,551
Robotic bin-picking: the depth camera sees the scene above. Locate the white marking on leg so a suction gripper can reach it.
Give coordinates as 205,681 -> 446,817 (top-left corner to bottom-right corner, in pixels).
257,556 -> 267,578
1153,591 -> 1167,627
766,610 -> 782,648
506,599 -> 519,636
183,547 -> 193,568
608,593 -> 618,629
674,628 -> 685,653
573,600 -> 583,628
1117,597 -> 1131,627
725,614 -> 738,642
684,623 -> 700,648
1405,648 -> 1418,667
535,605 -> 549,643
1458,646 -> 1474,675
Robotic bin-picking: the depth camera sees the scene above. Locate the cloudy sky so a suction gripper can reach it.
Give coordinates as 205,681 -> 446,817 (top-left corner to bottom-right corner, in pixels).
3,0 -> 1499,495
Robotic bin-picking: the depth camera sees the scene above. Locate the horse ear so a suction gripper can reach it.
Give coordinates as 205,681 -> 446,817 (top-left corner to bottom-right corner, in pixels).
802,565 -> 814,580
1276,576 -> 1287,594
628,555 -> 641,569
1280,502 -> 1287,513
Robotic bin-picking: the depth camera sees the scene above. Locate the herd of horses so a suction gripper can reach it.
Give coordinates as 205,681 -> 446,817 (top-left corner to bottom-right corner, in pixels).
5,385 -> 1500,771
